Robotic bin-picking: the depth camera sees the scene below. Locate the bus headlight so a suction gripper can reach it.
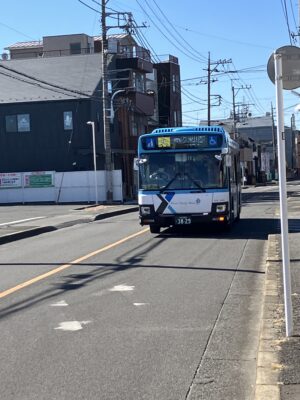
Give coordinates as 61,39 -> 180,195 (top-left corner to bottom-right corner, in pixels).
216,204 -> 226,213
141,206 -> 151,215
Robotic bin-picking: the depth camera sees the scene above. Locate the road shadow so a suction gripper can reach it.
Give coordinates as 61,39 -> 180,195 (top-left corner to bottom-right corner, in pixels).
242,190 -> 280,204
154,217 -> 279,240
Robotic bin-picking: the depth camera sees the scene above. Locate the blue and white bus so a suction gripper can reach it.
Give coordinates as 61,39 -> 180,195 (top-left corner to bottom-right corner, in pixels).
137,126 -> 241,233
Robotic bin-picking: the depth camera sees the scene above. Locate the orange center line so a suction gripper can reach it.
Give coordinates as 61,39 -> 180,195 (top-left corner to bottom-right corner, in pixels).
0,228 -> 149,299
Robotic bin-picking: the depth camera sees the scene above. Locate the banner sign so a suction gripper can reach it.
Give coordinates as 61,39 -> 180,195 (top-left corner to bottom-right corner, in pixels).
24,171 -> 54,188
0,173 -> 22,188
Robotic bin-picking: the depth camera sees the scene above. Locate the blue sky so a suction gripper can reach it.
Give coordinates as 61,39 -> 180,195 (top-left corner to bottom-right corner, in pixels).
0,0 -> 300,127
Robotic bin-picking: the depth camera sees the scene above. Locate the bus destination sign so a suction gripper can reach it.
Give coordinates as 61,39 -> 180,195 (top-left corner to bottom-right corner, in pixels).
142,134 -> 222,150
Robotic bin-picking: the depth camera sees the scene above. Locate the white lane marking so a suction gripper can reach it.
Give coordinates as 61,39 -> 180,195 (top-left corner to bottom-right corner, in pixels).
133,303 -> 149,306
109,284 -> 135,292
0,216 -> 46,227
54,321 -> 91,331
51,300 -> 69,307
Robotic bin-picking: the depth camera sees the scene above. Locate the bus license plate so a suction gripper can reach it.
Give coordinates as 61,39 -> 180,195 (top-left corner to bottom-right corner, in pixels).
175,216 -> 191,225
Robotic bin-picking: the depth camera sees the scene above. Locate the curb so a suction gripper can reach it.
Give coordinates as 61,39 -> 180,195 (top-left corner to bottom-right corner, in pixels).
94,206 -> 139,221
0,226 -> 57,245
255,234 -> 284,400
0,206 -> 139,245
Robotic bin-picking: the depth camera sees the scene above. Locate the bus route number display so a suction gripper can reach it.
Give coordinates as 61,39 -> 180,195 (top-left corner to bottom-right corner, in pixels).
143,134 -> 222,150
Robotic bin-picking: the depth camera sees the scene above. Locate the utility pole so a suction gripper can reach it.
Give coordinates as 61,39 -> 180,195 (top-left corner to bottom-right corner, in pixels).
206,53 -> 231,125
231,83 -> 251,138
100,3 -> 145,202
291,0 -> 300,45
207,52 -> 211,125
101,0 -> 113,203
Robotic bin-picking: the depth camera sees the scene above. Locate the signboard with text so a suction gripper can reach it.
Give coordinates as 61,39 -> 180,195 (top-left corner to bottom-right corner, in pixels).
0,173 -> 22,188
24,171 -> 54,188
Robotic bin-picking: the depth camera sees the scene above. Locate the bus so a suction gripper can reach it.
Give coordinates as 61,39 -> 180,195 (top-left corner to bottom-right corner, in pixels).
137,126 -> 241,233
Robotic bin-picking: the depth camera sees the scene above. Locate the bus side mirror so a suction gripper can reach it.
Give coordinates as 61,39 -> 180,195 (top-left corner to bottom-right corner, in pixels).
136,158 -> 147,165
133,158 -> 147,171
221,148 -> 229,155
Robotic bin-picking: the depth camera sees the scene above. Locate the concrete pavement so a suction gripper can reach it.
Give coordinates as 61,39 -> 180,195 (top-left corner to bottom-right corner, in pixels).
255,185 -> 300,400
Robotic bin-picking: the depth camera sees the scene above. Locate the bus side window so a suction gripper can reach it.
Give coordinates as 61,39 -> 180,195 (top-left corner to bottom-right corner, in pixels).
234,156 -> 238,184
230,156 -> 235,184
230,156 -> 238,185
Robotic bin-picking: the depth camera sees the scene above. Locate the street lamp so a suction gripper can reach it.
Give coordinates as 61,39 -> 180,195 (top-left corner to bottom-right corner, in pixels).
110,89 -> 126,124
110,88 -> 137,124
87,121 -> 98,205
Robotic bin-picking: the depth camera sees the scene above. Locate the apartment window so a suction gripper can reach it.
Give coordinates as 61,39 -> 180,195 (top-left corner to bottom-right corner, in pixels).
130,115 -> 138,136
133,72 -> 145,92
5,114 -> 30,133
70,42 -> 81,55
172,74 -> 180,93
64,111 -> 73,130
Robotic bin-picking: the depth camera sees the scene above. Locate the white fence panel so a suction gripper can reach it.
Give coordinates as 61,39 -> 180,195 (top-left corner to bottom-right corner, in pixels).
23,187 -> 56,203
55,171 -> 107,203
113,170 -> 123,201
0,170 -> 123,203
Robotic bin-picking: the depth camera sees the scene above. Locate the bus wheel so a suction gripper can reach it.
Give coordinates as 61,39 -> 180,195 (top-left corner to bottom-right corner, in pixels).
150,225 -> 161,234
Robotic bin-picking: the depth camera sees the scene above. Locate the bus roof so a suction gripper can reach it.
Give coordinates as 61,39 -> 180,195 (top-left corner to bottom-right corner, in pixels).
149,126 -> 226,135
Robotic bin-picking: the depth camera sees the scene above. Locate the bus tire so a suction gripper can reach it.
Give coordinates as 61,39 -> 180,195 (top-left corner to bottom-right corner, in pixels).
150,224 -> 161,234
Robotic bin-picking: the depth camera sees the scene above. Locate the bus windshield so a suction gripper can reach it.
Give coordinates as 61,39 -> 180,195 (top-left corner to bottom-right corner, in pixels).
139,151 -> 228,191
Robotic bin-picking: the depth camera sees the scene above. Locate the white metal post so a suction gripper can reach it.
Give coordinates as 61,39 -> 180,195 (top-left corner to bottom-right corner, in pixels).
274,52 -> 293,337
87,121 -> 98,205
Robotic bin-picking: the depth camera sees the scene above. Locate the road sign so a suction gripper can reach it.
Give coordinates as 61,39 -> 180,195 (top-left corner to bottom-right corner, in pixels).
267,45 -> 300,90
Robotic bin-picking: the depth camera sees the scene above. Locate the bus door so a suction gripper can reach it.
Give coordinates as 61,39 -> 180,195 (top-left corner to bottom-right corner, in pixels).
230,155 -> 239,219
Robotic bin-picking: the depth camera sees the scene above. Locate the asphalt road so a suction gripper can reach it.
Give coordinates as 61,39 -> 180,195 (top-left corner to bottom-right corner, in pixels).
0,187 -> 281,400
0,204 -> 84,224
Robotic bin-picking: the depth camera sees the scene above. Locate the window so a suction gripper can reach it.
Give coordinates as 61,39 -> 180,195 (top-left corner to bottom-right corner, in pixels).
131,115 -> 138,136
5,114 -> 30,133
64,111 -> 73,130
172,74 -> 176,92
70,42 -> 81,55
172,74 -> 180,93
5,115 -> 17,132
133,72 -> 145,92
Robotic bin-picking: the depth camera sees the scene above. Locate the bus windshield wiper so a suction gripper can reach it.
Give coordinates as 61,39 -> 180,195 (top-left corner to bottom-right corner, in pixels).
159,173 -> 179,192
159,172 -> 205,192
185,173 -> 206,192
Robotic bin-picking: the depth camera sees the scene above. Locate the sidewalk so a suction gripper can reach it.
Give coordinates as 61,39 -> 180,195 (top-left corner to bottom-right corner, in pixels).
255,191 -> 300,399
0,203 -> 139,244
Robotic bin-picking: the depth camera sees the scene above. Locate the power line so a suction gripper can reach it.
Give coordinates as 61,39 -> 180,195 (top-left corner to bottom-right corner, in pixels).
78,0 -> 100,14
0,63 -> 97,98
135,0 -> 206,64
147,0 -> 207,62
280,0 -> 293,44
0,21 -> 39,42
172,24 -> 274,50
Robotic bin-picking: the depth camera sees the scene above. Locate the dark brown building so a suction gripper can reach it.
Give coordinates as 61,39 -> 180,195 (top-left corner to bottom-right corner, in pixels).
1,33 -> 182,199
